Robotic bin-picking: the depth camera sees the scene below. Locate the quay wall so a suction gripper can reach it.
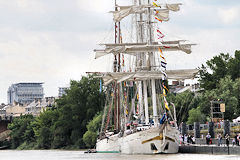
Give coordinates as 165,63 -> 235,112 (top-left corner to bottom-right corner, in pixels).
179,145 -> 240,155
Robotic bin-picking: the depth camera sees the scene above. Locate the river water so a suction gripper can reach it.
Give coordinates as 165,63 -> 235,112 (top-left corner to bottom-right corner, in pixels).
0,150 -> 239,160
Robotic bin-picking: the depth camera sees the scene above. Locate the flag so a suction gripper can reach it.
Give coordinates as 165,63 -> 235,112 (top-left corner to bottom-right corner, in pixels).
163,46 -> 170,48
160,54 -> 166,61
158,47 -> 167,62
162,83 -> 169,92
163,89 -> 166,96
165,103 -> 170,111
164,97 -> 170,111
155,16 -> 162,22
156,29 -> 165,39
158,47 -> 163,54
160,70 -> 167,79
153,2 -> 160,7
161,61 -> 167,68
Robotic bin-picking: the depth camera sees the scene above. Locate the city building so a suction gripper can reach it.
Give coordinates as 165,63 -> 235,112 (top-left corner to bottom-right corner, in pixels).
58,87 -> 69,97
25,97 -> 56,116
169,80 -> 200,94
7,83 -> 44,105
4,102 -> 26,117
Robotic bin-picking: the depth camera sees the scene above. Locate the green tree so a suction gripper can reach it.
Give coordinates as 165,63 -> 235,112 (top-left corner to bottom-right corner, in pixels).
34,109 -> 59,149
228,50 -> 240,80
199,51 -> 240,91
8,114 -> 35,148
197,77 -> 240,120
166,91 -> 198,124
83,113 -> 102,148
199,53 -> 230,90
8,75 -> 105,149
187,107 -> 206,124
52,75 -> 105,148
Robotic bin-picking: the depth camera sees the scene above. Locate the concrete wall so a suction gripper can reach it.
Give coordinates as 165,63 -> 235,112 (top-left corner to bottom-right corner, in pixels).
179,145 -> 240,155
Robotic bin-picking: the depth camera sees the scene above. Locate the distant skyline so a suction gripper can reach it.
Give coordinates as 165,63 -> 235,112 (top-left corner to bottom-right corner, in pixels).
0,0 -> 239,103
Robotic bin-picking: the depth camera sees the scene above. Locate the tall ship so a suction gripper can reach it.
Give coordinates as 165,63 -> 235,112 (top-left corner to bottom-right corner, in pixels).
89,0 -> 197,154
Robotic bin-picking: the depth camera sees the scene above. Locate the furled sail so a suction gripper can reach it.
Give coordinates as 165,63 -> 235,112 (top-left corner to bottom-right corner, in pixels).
166,4 -> 181,12
111,3 -> 181,22
94,41 -> 196,59
111,5 -> 146,22
155,9 -> 169,21
88,69 -> 199,85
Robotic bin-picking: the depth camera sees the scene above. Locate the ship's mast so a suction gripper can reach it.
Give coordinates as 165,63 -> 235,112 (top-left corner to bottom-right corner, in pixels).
137,0 -> 144,124
140,0 -> 149,125
114,0 -> 122,132
146,0 -> 158,127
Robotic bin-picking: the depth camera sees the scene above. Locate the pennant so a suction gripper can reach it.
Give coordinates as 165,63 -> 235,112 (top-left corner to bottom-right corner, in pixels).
158,47 -> 166,62
161,61 -> 167,65
158,47 -> 163,54
162,75 -> 166,81
160,54 -> 166,62
162,83 -> 169,92
161,63 -> 166,69
165,103 -> 170,111
164,46 -> 170,48
153,2 -> 160,7
161,61 -> 167,69
163,89 -> 166,96
155,16 -> 162,22
156,29 -> 165,39
160,70 -> 167,80
164,97 -> 170,111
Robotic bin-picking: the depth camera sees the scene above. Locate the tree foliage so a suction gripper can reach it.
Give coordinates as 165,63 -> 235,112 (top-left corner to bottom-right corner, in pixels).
83,113 -> 102,148
196,51 -> 240,121
8,75 -> 105,149
167,91 -> 199,124
8,114 -> 35,149
187,107 -> 206,124
199,51 -> 240,91
168,50 -> 240,123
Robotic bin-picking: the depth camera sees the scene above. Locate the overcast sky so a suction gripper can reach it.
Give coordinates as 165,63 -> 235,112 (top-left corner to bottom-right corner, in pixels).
0,0 -> 239,103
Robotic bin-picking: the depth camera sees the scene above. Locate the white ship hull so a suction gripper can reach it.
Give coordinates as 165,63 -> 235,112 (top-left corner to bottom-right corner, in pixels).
96,124 -> 180,154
